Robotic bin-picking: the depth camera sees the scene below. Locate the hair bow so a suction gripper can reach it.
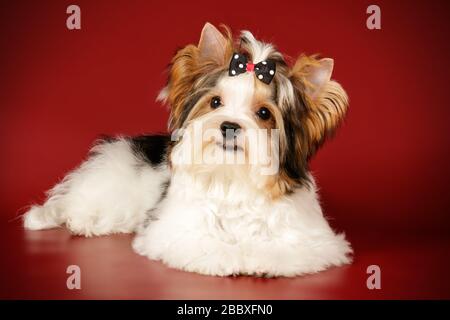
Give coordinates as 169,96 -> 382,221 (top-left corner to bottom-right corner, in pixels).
228,52 -> 276,84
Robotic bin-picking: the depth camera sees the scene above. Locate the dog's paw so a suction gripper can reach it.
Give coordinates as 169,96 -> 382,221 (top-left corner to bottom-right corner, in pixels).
242,233 -> 353,277
154,239 -> 241,276
23,206 -> 60,230
178,253 -> 241,277
131,234 -> 148,256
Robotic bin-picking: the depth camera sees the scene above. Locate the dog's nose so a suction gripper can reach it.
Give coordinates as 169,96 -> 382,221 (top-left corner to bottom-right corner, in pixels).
220,121 -> 241,139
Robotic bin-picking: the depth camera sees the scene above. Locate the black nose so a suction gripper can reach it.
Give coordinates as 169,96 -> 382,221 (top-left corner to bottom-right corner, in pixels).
220,121 -> 241,138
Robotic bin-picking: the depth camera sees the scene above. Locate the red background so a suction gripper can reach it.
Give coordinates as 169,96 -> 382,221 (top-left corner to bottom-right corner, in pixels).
1,0 -> 450,299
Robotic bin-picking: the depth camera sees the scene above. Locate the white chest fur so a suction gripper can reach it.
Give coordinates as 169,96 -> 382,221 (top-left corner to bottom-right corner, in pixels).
132,171 -> 352,277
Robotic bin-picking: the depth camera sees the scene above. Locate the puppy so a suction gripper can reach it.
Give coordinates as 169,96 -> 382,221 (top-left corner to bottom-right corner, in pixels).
24,23 -> 352,277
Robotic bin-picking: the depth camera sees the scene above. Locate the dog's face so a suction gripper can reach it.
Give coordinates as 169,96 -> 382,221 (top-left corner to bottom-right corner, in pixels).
159,23 -> 348,198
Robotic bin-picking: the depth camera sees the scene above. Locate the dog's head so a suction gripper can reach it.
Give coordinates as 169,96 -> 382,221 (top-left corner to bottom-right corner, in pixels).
159,23 -> 348,198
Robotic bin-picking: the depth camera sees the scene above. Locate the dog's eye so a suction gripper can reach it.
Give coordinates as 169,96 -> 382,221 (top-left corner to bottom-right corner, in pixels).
210,96 -> 222,109
256,107 -> 271,120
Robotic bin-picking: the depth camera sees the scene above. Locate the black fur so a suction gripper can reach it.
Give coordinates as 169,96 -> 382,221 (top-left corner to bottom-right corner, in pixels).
276,80 -> 312,189
281,108 -> 311,189
130,134 -> 171,166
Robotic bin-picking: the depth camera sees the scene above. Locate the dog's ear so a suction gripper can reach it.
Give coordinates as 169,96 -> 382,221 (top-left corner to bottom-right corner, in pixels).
290,55 -> 349,157
198,22 -> 229,65
158,23 -> 232,130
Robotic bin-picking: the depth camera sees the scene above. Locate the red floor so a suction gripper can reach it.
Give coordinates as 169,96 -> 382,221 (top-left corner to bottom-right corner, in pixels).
1,221 -> 449,299
1,0 -> 449,301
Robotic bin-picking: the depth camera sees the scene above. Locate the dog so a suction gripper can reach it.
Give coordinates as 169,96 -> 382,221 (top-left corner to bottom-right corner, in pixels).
23,23 -> 352,277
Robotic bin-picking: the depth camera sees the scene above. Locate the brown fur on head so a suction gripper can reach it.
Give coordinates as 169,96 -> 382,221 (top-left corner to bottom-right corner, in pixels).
159,23 -> 349,198
159,23 -> 234,131
290,55 -> 349,158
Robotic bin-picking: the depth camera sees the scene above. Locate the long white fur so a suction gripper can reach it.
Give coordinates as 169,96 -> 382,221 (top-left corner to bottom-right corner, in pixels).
23,30 -> 352,277
132,71 -> 352,276
132,169 -> 351,276
24,138 -> 169,236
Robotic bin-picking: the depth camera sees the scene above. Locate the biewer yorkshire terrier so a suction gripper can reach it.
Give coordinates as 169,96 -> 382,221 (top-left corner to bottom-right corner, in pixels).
23,23 -> 352,277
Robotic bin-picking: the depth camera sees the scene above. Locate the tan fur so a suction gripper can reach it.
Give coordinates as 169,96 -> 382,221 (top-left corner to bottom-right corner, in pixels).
163,25 -> 348,199
165,26 -> 234,130
290,55 -> 349,156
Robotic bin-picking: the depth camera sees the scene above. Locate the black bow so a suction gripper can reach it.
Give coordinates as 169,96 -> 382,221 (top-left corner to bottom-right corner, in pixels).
228,52 -> 276,85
